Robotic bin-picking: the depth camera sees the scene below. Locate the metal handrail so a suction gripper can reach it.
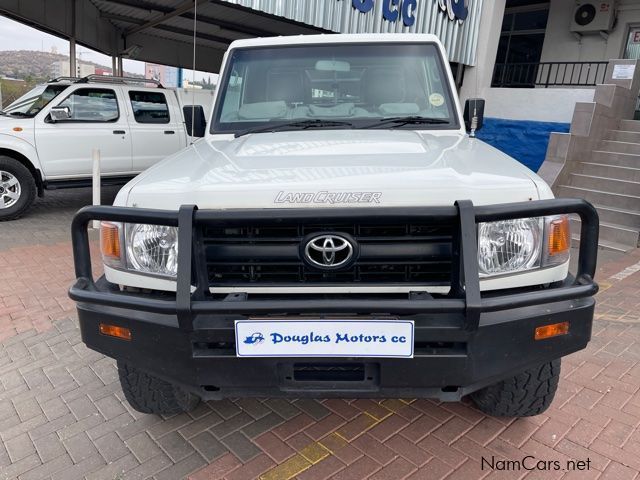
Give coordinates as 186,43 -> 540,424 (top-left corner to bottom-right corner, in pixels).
492,61 -> 609,88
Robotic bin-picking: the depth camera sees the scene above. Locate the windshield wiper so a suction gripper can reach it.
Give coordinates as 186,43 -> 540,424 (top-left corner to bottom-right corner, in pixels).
362,116 -> 450,129
7,111 -> 30,117
235,119 -> 354,138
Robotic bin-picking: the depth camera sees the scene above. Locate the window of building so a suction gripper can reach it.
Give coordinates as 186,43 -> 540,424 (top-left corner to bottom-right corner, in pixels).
492,2 -> 550,88
624,27 -> 640,60
129,91 -> 170,124
56,88 -> 119,122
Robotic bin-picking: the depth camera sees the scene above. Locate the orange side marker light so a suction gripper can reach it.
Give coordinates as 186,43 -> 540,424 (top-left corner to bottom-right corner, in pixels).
535,322 -> 569,340
548,216 -> 570,256
99,323 -> 131,341
100,222 -> 121,260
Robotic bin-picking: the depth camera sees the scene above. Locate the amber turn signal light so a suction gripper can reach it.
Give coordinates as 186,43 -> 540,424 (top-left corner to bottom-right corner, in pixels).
547,216 -> 570,256
99,323 -> 131,341
100,222 -> 121,260
535,321 -> 569,340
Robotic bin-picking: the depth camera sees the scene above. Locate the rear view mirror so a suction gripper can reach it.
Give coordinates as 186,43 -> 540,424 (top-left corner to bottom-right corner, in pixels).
183,105 -> 206,138
315,60 -> 351,72
50,105 -> 71,122
464,98 -> 485,136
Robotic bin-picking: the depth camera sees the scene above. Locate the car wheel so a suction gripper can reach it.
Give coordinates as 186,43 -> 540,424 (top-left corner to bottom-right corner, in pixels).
117,361 -> 201,415
0,156 -> 36,221
470,359 -> 560,417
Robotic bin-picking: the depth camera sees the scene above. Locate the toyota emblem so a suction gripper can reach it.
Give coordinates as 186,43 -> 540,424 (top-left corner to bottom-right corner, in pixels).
303,234 -> 355,269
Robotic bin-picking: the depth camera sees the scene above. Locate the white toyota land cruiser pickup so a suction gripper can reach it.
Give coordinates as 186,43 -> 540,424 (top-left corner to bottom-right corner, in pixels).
69,34 -> 599,418
0,75 -> 213,220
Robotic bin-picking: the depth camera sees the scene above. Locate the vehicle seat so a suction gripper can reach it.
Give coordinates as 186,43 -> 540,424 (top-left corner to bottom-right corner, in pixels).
267,71 -> 306,105
363,68 -> 409,114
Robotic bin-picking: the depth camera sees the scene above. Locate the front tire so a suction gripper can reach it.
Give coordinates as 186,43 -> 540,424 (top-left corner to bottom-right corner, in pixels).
0,156 -> 36,221
117,361 -> 201,415
470,359 -> 560,417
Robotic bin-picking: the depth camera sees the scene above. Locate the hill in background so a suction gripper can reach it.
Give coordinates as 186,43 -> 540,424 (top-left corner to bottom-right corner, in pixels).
0,50 -> 140,80
0,49 -> 143,107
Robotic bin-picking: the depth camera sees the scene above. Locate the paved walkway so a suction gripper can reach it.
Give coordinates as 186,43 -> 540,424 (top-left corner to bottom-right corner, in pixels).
0,189 -> 639,480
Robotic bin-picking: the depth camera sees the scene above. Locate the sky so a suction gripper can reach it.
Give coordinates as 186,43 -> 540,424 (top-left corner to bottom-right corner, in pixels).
0,15 -> 216,83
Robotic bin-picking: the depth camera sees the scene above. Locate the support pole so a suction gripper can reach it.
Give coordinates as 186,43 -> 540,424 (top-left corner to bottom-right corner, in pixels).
117,57 -> 123,77
112,56 -> 118,76
70,0 -> 77,77
92,149 -> 101,229
70,39 -> 77,77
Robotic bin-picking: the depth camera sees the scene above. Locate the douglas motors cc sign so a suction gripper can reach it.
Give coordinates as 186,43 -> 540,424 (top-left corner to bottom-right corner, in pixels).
350,0 -> 469,27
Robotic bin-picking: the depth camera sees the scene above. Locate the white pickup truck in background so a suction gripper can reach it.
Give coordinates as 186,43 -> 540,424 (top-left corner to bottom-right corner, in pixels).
0,75 -> 214,220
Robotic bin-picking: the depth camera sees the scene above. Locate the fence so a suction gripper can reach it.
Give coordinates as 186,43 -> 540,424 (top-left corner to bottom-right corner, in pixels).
492,61 -> 609,88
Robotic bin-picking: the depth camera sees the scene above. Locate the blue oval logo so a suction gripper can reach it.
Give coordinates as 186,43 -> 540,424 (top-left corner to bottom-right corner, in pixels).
243,333 -> 265,345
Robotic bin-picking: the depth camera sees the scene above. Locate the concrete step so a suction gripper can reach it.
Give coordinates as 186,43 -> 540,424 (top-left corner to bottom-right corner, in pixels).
557,185 -> 640,211
599,140 -> 640,155
593,203 -> 640,229
591,150 -> 640,168
571,217 -> 640,248
571,235 -> 633,253
620,119 -> 640,132
607,130 -> 640,143
579,162 -> 640,183
568,173 -> 640,196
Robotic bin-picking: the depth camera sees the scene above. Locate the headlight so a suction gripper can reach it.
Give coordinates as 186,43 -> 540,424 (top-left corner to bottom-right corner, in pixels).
478,215 -> 570,278
125,224 -> 179,277
100,222 -> 179,277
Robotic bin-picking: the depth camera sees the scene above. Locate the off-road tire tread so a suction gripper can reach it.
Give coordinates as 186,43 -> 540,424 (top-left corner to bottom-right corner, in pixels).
0,156 -> 36,221
117,361 -> 200,414
470,359 -> 560,417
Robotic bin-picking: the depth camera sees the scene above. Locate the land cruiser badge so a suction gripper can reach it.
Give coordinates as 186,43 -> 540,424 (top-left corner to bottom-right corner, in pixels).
274,191 -> 382,205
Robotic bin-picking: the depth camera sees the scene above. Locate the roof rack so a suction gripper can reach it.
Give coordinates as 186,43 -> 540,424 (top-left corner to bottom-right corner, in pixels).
77,75 -> 164,88
49,76 -> 80,83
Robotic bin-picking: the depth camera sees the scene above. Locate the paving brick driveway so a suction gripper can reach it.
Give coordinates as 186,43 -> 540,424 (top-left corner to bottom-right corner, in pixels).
0,189 -> 639,480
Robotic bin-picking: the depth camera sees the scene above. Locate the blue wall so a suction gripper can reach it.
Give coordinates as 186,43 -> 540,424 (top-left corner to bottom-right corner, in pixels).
476,118 -> 570,172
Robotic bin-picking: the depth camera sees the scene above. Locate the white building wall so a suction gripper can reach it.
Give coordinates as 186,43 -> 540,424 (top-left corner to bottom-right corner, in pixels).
481,88 -> 595,122
541,0 -> 640,63
459,0 -> 504,105
51,60 -> 96,78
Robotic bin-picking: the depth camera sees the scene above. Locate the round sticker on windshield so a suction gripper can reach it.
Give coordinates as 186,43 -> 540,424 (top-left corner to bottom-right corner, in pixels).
429,93 -> 445,107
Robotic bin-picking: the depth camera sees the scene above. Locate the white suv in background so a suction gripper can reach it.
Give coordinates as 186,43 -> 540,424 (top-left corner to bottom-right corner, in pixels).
0,76 -> 213,220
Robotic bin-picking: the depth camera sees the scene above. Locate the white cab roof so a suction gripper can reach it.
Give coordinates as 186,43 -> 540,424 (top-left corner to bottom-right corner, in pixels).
228,33 -> 444,49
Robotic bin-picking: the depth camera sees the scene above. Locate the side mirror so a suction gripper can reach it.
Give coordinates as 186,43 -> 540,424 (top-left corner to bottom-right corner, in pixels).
463,98 -> 485,136
183,105 -> 206,138
50,105 -> 71,122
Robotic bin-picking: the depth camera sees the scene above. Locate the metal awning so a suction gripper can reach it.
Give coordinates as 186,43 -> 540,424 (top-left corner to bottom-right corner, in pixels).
0,0 -> 329,73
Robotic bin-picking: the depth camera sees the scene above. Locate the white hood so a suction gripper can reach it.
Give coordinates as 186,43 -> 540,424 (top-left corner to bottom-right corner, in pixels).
119,129 -> 550,210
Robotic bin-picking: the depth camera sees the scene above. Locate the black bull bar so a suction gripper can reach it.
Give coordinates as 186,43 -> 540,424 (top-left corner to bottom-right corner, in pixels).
68,199 -> 600,331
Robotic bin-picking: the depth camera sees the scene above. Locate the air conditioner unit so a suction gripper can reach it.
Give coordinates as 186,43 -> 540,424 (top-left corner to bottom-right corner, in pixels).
570,1 -> 615,33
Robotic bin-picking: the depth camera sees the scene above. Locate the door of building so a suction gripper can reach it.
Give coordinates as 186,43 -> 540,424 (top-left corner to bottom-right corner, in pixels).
624,26 -> 640,119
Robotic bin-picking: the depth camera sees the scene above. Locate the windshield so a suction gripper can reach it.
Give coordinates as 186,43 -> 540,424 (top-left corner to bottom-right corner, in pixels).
212,43 -> 459,134
2,84 -> 69,117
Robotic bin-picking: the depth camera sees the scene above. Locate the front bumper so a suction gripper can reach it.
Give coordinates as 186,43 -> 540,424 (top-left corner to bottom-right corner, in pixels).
69,199 -> 599,400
